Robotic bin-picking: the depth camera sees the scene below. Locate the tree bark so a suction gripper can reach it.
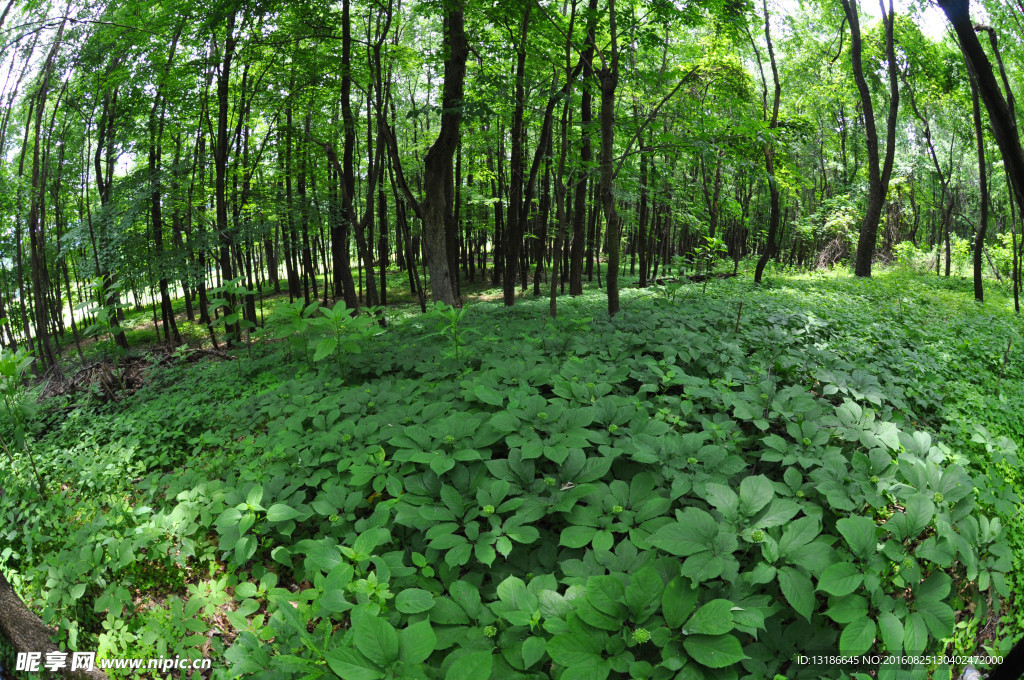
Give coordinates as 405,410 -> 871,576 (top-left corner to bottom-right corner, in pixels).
214,10 -> 239,344
598,0 -> 622,316
844,0 -> 900,277
0,569 -> 108,679
751,0 -> 781,284
937,5 -> 1024,246
381,1 -> 468,306
570,0 -> 598,296
969,70 -> 988,302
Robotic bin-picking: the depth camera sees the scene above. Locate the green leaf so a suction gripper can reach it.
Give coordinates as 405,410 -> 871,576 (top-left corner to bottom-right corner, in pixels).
648,508 -> 718,556
878,612 -> 904,653
778,567 -> 815,621
313,336 -> 339,362
662,575 -> 698,628
353,611 -> 400,667
266,504 -> 300,522
836,516 -> 878,559
916,599 -> 954,640
817,562 -> 863,597
738,475 -> 774,515
445,651 -> 493,680
490,413 -> 520,433
903,612 -> 928,655
560,525 -> 596,548
914,571 -> 951,603
234,582 -> 257,599
521,636 -> 546,668
474,384 -> 505,406
904,494 -> 935,538
682,633 -> 747,668
547,632 -> 603,666
399,620 -> 436,666
825,595 -> 869,624
325,648 -> 384,680
779,516 -> 820,556
704,483 -> 738,516
684,599 -> 735,635
839,617 -> 876,656
396,589 -> 435,614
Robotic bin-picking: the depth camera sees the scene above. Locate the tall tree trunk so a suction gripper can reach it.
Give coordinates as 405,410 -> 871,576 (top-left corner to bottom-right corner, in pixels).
937,7 -> 1024,246
844,0 -> 900,277
598,0 -> 622,316
149,27 -> 182,345
381,1 -> 467,306
751,0 -> 782,284
569,0 -> 598,296
970,70 -> 988,301
504,7 -> 529,306
214,10 -> 239,344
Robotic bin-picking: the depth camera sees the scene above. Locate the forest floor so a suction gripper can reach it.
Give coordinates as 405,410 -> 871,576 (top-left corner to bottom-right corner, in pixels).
1,261 -> 1022,680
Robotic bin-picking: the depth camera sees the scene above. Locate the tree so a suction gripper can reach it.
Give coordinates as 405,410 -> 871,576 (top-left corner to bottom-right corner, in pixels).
842,0 -> 900,277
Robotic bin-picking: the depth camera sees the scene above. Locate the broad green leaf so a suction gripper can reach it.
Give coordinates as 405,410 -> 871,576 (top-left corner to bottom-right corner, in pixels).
353,612 -> 399,667
684,599 -> 735,635
836,516 -> 878,559
914,571 -> 951,603
547,632 -> 603,666
396,589 -> 435,614
521,636 -> 546,668
325,648 -> 383,680
474,384 -> 505,406
313,336 -> 339,362
903,612 -> 928,655
445,651 -> 493,680
878,612 -> 904,653
266,504 -> 300,522
839,617 -> 876,656
916,599 -> 954,640
399,620 -> 436,666
817,562 -> 863,597
904,494 -> 935,538
682,633 -> 747,668
648,508 -> 717,556
560,525 -> 596,548
662,576 -> 698,628
826,595 -> 869,624
778,516 -> 820,556
778,567 -> 815,621
738,475 -> 774,515
234,582 -> 257,599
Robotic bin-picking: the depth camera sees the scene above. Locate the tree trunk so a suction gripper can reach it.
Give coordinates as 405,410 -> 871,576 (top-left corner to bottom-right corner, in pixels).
214,10 -> 239,344
937,5 -> 1024,249
598,0 -> 622,316
971,67 -> 988,301
845,0 -> 900,277
752,0 -> 782,284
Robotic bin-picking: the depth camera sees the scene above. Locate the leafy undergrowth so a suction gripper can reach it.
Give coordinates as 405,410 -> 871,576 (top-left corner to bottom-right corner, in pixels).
0,267 -> 1021,680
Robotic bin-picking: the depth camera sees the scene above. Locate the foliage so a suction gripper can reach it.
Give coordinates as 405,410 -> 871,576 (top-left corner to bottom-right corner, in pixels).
0,271 -> 1020,680
0,348 -> 45,497
208,276 -> 258,350
76,278 -> 130,363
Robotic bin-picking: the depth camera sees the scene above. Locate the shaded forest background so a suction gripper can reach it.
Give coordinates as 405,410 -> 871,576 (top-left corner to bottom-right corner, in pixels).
0,0 -> 1023,365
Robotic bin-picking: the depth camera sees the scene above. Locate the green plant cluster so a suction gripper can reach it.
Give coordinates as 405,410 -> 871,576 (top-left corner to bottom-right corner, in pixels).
0,271 -> 1019,680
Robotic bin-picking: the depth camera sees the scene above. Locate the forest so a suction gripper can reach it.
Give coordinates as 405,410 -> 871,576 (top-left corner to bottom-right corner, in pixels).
1,0 -> 1024,677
